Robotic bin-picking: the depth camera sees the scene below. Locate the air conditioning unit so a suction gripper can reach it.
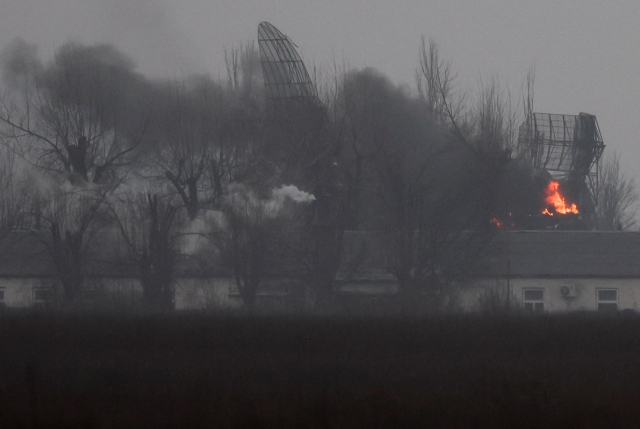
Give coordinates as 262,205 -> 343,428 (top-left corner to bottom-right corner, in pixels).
560,284 -> 578,298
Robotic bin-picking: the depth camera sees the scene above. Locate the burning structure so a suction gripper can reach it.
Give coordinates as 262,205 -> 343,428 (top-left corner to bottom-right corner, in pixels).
517,112 -> 605,228
518,113 -> 604,195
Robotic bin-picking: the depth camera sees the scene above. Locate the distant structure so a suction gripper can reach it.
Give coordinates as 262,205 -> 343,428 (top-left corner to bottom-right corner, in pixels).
257,21 -> 319,114
518,112 -> 605,203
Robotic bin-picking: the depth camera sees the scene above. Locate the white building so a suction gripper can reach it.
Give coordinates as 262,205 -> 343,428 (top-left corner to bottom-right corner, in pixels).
2,229 -> 639,313
459,230 -> 640,313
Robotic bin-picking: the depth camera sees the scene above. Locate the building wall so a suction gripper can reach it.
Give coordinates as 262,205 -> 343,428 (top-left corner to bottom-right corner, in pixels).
458,278 -> 640,313
0,279 -> 44,307
0,277 -> 236,310
174,278 -> 236,310
3,274 -> 640,313
0,278 -> 143,308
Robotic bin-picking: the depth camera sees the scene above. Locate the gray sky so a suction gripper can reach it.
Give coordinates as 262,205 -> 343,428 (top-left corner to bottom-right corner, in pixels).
2,0 -> 639,177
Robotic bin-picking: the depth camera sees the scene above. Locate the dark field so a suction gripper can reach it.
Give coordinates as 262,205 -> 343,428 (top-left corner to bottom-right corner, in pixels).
2,312 -> 640,428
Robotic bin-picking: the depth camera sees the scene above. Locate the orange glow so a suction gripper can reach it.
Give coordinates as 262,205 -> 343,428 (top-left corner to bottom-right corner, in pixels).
542,181 -> 578,215
490,218 -> 503,227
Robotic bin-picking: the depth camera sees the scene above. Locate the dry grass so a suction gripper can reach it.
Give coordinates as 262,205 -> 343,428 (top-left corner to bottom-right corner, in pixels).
1,311 -> 640,428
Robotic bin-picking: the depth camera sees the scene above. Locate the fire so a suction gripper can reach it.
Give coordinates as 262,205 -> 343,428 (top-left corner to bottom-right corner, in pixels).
490,218 -> 502,227
542,181 -> 578,215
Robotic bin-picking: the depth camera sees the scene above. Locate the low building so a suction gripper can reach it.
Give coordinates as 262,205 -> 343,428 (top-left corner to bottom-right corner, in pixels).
0,230 -> 231,310
459,230 -> 640,313
339,230 -> 640,313
2,229 -> 639,313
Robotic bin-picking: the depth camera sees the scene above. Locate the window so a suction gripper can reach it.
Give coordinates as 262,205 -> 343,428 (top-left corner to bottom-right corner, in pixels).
523,289 -> 544,312
33,288 -> 55,308
597,289 -> 618,312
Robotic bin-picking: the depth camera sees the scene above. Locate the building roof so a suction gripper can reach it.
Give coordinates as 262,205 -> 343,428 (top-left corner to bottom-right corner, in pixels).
0,230 -> 211,278
484,230 -> 640,278
1,229 -> 639,280
340,230 -> 640,280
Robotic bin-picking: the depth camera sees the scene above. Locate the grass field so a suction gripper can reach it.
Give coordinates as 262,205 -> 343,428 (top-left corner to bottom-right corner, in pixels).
1,311 -> 640,428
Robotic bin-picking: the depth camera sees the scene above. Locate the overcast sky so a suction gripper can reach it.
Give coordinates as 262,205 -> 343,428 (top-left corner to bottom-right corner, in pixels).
2,0 -> 639,177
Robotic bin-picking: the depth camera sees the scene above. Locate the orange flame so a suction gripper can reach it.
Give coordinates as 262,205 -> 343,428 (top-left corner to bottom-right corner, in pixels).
542,181 -> 578,215
490,218 -> 502,227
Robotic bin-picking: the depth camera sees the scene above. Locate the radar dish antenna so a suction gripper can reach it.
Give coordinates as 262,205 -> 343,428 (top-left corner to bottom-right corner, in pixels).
518,112 -> 605,205
258,22 -> 319,115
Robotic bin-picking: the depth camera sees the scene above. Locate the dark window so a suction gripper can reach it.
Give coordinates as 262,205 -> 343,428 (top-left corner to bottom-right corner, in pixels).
524,302 -> 544,312
598,290 -> 617,301
597,289 -> 618,312
523,289 -> 544,312
598,303 -> 618,312
524,289 -> 543,301
0,289 -> 4,301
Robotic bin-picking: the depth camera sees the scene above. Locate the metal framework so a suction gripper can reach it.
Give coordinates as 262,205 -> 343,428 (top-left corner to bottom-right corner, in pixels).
518,112 -> 605,199
258,22 -> 318,113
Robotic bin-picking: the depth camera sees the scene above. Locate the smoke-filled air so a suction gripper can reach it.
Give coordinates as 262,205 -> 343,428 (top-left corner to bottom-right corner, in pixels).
0,17 -> 639,428
0,27 -> 636,309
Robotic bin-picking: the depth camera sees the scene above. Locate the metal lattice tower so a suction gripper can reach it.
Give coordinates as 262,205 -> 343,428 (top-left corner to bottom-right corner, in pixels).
258,22 -> 319,114
518,112 -> 605,201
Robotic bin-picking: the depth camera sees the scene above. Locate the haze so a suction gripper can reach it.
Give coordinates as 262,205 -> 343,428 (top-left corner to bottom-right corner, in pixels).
2,0 -> 639,179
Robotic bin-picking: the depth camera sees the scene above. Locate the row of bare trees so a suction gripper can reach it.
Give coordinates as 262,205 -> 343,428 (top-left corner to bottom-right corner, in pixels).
0,39 -> 327,310
0,38 -> 635,312
324,40 -> 528,305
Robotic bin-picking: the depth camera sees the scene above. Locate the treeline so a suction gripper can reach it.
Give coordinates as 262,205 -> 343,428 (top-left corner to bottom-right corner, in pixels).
0,38 -> 632,312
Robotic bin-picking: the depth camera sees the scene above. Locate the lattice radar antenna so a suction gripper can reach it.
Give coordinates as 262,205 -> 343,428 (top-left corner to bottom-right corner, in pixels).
517,112 -> 605,202
258,22 -> 319,114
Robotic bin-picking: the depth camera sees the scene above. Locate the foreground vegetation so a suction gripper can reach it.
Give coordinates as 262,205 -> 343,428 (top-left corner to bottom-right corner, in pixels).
1,312 -> 639,428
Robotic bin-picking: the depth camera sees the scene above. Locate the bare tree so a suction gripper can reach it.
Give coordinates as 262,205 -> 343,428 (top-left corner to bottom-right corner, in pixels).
150,78 -> 221,220
330,68 -> 385,229
596,152 -> 638,231
471,77 -> 518,157
225,41 -> 263,102
0,40 -> 149,187
37,186 -> 107,303
334,68 -> 494,307
417,39 -> 519,160
372,102 -> 487,299
416,37 -> 465,126
111,192 -> 181,309
0,145 -> 32,233
149,47 -> 265,221
208,185 -> 294,313
417,39 -> 536,225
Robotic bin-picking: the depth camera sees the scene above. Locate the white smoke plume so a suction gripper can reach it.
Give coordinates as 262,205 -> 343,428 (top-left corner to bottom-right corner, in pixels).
266,185 -> 316,214
181,184 -> 314,255
222,183 -> 315,217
